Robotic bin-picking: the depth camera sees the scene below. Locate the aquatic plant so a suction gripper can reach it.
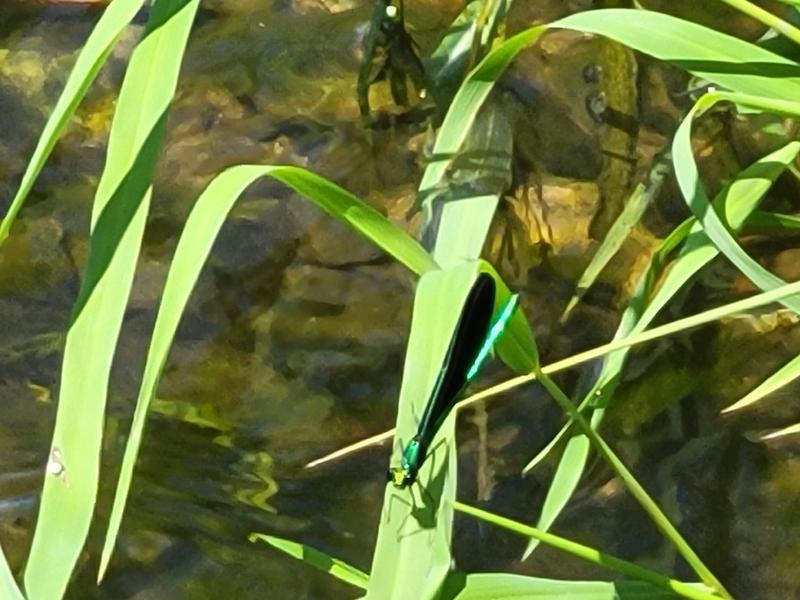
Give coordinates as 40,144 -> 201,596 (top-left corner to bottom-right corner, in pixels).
1,0 -> 800,599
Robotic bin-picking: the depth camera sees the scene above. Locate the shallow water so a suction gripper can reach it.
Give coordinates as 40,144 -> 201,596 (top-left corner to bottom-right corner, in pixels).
1,2 -> 800,599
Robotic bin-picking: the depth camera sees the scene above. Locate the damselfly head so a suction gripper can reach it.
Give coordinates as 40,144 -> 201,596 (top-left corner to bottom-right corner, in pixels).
388,466 -> 413,488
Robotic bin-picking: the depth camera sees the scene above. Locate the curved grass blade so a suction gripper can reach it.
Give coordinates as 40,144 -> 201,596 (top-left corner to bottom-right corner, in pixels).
25,2 -> 201,597
746,211 -> 800,231
0,0 -> 147,245
99,163 -> 435,580
417,25 -> 547,208
716,0 -> 800,45
673,92 -> 800,314
524,140 -> 800,558
556,9 -> 800,102
452,503 -> 719,600
562,156 -> 669,322
249,534 -> 368,590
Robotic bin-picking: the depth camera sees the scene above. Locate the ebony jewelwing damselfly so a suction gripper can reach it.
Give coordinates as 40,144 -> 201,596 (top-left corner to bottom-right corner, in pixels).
388,273 -> 519,488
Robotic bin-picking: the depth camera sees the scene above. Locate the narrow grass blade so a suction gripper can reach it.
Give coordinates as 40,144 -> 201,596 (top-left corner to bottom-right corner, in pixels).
723,352 -> 800,413
417,25 -> 547,202
249,534 -> 368,590
0,542 -> 23,600
521,419 -> 570,475
304,276 -> 800,471
562,157 -> 668,322
0,0 -> 146,245
761,422 -> 800,440
715,0 -> 800,45
452,503 -> 720,600
747,211 -> 800,231
24,1 -> 200,597
673,92 -> 800,313
526,141 -> 799,561
99,163 -> 435,580
523,435 -> 589,558
555,9 -> 800,102
530,370 -> 731,598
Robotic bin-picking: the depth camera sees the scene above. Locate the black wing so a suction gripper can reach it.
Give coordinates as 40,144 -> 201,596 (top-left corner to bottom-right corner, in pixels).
415,273 -> 496,450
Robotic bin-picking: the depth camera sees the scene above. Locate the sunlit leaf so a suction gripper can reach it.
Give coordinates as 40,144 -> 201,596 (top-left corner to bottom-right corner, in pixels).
723,352 -> 800,413
250,534 -> 368,590
761,422 -> 800,440
453,502 -> 718,600
0,0 -> 147,245
556,9 -> 800,102
25,1 -> 201,597
100,163 -> 436,580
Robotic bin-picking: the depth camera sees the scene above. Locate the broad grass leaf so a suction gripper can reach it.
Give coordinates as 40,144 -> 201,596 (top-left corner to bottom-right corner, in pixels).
0,0 -> 147,245
24,2 -> 201,597
368,265 -> 480,600
100,163 -> 435,580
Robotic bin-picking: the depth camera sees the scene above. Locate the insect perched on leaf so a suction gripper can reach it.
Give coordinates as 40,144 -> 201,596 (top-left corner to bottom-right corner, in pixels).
388,273 -> 519,488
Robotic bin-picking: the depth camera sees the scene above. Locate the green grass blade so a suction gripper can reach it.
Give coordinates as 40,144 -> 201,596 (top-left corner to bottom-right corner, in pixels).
431,194 -> 500,267
526,142 -> 799,559
479,263 -> 539,374
723,352 -> 800,413
99,163 -> 435,580
562,158 -> 668,322
452,503 -> 720,600
417,25 -> 547,205
24,1 -> 200,597
716,0 -> 800,45
747,210 -> 800,231
555,9 -> 800,102
521,419 -> 570,475
0,542 -> 23,600
368,265 -> 479,600
674,93 -> 800,314
0,0 -> 146,245
249,534 -> 368,590
529,371 -> 730,598
523,434 -> 589,558
761,422 -> 800,440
